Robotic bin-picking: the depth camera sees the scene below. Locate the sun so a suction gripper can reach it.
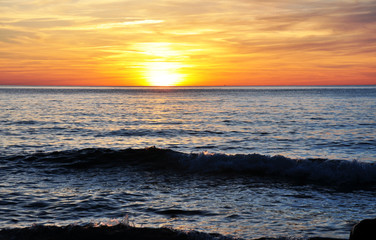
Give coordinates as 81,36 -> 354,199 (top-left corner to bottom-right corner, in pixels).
145,62 -> 185,86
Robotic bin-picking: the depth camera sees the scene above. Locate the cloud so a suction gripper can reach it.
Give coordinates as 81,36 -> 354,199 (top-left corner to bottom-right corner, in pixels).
89,19 -> 164,30
0,28 -> 38,43
10,18 -> 74,29
254,1 -> 376,32
1,0 -> 375,85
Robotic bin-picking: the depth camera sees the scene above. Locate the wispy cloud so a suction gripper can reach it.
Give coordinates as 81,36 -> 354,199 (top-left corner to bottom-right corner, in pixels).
96,20 -> 164,29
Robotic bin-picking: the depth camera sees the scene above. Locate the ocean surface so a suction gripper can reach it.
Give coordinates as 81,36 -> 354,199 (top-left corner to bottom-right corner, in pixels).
1,86 -> 375,239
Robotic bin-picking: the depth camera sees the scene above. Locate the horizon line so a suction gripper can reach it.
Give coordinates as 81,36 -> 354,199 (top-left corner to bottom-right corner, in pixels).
1,84 -> 376,88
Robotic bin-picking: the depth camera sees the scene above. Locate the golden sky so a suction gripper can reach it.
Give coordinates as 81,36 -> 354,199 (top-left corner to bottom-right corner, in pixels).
1,0 -> 375,86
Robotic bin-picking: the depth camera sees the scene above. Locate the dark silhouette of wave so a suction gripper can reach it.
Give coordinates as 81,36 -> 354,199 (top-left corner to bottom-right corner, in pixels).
0,223 -> 237,240
3,147 -> 376,188
0,223 -> 345,240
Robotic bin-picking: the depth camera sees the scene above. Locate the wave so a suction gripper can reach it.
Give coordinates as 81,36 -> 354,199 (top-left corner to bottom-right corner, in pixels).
0,223 -> 237,240
0,223 -> 344,240
95,129 -> 227,138
3,147 -> 376,188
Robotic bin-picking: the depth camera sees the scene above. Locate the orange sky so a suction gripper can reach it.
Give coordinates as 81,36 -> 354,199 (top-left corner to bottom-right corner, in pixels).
1,0 -> 375,86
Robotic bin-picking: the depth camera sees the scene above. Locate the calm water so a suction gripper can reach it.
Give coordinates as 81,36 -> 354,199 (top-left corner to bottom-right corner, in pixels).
1,86 -> 376,239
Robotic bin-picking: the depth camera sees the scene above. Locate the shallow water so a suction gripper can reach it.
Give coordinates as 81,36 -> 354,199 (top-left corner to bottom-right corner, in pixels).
1,86 -> 375,239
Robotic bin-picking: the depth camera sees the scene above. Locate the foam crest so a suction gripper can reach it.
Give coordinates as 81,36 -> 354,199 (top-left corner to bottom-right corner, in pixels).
0,223 -> 238,240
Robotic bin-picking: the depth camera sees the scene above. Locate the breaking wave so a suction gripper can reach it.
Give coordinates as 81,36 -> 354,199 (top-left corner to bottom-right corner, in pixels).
0,223 -> 344,240
0,223 -> 238,240
3,147 -> 376,188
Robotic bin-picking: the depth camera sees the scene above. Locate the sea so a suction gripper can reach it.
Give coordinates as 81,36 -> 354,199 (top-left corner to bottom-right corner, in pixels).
0,86 -> 375,240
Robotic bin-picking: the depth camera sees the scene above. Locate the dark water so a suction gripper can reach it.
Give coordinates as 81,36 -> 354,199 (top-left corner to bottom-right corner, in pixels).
1,86 -> 375,239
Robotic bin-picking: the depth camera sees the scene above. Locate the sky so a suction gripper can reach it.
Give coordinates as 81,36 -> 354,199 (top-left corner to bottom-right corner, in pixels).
0,0 -> 375,86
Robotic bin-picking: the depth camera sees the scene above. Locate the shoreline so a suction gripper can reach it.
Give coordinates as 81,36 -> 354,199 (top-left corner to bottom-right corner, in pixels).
0,223 -> 346,240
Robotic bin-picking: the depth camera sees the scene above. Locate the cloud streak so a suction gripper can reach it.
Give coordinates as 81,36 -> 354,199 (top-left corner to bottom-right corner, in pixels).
95,20 -> 164,29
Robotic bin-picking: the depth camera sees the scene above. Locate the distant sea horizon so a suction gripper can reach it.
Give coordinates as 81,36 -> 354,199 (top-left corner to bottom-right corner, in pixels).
1,84 -> 375,88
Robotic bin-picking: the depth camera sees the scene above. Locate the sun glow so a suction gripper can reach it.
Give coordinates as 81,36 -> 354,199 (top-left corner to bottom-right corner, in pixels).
145,62 -> 185,86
